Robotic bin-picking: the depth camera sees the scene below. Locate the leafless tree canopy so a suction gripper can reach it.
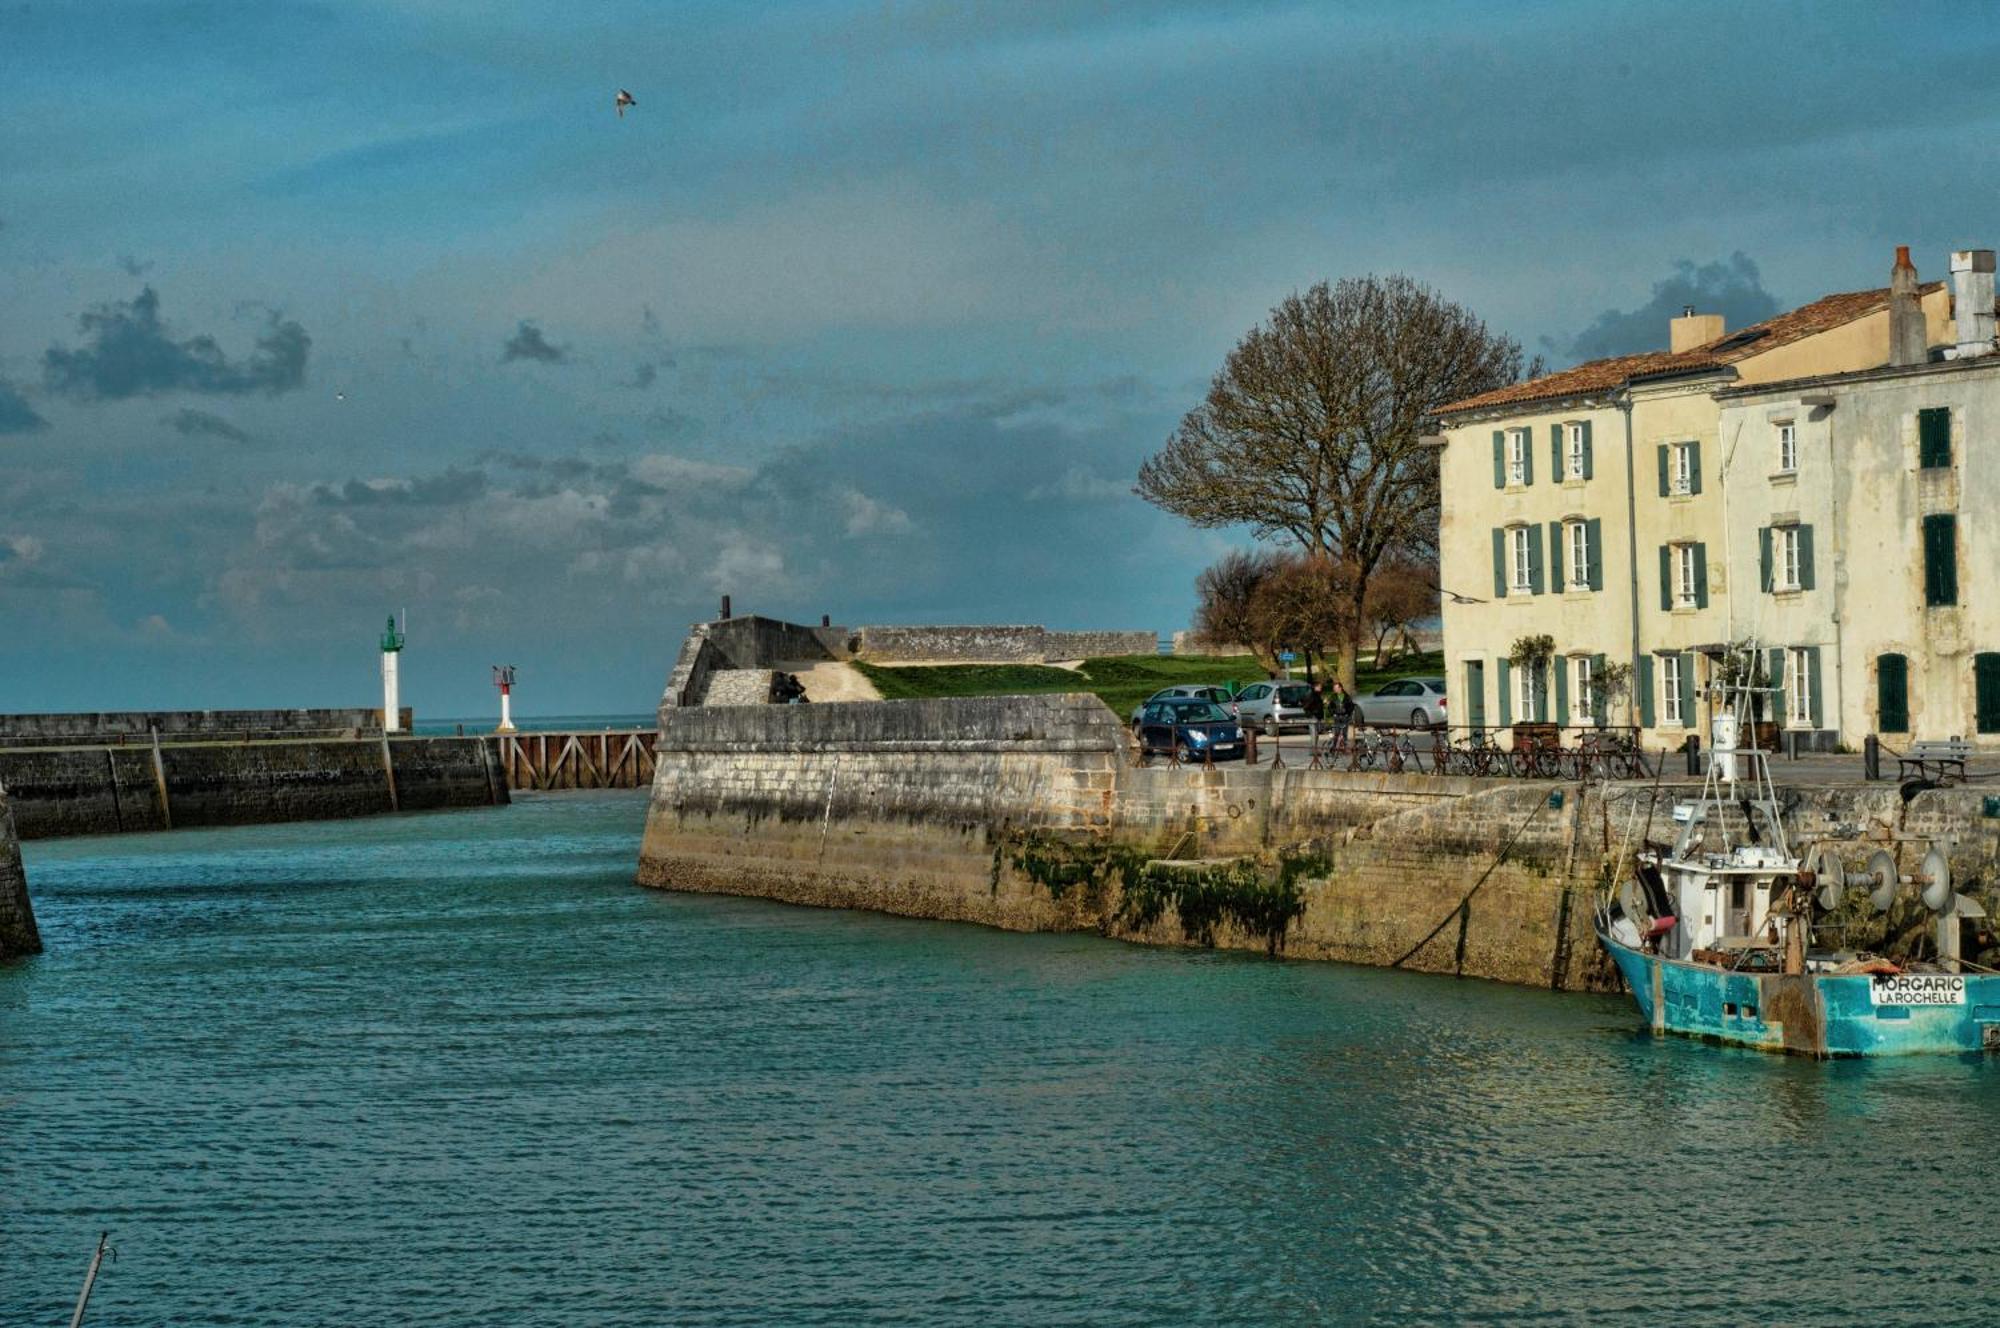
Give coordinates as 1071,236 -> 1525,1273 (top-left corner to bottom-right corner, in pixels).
1191,548 -> 1278,656
1140,275 -> 1527,685
1363,554 -> 1439,667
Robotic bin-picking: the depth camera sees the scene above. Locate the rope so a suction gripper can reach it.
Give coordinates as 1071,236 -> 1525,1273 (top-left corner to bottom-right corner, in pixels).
1391,793 -> 1553,969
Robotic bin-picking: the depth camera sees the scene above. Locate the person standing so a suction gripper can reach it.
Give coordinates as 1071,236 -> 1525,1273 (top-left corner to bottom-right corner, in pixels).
1329,682 -> 1356,750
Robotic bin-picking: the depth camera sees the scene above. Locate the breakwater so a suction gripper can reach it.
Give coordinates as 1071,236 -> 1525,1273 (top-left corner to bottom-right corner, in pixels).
0,706 -> 408,745
637,691 -> 2000,992
0,786 -> 37,958
0,734 -> 506,840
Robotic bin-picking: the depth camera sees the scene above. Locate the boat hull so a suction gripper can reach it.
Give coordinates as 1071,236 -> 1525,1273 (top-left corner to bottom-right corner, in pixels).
1596,924 -> 2000,1057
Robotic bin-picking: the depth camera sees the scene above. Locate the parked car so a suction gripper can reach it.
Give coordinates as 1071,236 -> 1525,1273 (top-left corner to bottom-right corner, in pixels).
1132,699 -> 1246,762
1233,679 -> 1314,734
1129,684 -> 1238,726
1352,676 -> 1448,729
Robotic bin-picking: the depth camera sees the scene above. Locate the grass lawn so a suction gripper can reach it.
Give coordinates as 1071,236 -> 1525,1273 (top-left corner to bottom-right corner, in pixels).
853,651 -> 1446,719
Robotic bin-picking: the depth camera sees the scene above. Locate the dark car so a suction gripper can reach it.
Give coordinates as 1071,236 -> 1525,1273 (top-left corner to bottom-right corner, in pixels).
1133,699 -> 1246,762
1129,684 -> 1238,725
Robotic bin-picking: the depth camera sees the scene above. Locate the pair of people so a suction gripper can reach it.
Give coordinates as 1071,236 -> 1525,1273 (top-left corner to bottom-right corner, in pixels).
1304,679 -> 1357,745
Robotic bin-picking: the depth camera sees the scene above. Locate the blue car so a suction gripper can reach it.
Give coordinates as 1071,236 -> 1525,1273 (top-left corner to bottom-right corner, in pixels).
1133,699 -> 1246,762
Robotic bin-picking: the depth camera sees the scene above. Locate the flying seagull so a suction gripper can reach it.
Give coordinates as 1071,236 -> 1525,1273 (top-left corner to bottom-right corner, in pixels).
615,89 -> 636,118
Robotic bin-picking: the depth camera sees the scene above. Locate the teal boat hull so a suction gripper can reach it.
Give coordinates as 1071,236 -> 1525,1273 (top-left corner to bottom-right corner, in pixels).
1597,923 -> 2000,1057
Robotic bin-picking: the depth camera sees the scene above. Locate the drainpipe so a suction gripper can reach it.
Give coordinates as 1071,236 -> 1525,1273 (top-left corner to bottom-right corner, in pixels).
1808,391 -> 1843,744
1620,392 -> 1642,697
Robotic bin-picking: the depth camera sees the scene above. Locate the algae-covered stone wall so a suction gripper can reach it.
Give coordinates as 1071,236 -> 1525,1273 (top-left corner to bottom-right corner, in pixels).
0,786 -> 39,959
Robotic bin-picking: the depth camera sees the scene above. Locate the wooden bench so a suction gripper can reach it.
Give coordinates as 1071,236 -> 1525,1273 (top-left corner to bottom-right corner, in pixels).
1899,738 -> 1972,785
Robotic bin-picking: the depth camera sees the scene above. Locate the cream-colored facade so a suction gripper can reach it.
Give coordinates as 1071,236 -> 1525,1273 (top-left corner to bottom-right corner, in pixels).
1437,253 -> 1995,750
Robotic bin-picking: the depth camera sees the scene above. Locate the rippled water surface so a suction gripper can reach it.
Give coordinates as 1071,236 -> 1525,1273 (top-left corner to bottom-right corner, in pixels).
6,791 -> 2000,1325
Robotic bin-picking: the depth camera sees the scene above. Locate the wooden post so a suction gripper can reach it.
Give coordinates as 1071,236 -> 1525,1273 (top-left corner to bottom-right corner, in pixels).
148,727 -> 172,830
69,1231 -> 111,1328
105,747 -> 125,833
478,736 -> 500,805
380,733 -> 400,812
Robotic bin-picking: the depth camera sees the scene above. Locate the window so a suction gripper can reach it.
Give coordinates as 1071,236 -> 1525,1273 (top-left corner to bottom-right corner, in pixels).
1670,442 -> 1694,494
1565,423 -> 1587,480
1515,663 -> 1538,721
1919,407 -> 1952,469
1507,429 -> 1528,485
1573,656 -> 1595,726
1662,655 -> 1684,726
1674,544 -> 1699,607
1785,647 -> 1814,728
1776,421 -> 1797,473
1776,526 -> 1801,591
1565,521 -> 1589,589
1923,513 -> 1958,606
1510,526 -> 1533,592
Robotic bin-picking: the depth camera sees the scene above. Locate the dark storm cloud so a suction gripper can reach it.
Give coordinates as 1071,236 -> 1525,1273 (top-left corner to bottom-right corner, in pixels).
116,254 -> 153,276
162,408 -> 250,442
309,467 -> 488,506
625,362 -> 658,390
43,286 -> 310,400
0,380 -> 47,434
1557,254 -> 1782,362
500,320 -> 567,364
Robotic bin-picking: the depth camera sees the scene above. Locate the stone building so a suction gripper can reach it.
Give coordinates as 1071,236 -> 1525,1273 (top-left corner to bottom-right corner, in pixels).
1434,246 -> 1997,748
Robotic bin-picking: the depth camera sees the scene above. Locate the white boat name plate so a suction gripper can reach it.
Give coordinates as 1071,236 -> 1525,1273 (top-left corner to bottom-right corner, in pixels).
1869,975 -> 1966,1006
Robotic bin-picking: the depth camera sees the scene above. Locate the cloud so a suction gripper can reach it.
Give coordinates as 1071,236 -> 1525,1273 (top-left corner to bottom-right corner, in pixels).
624,361 -> 658,389
0,380 -> 47,434
309,467 -> 489,507
1555,253 -> 1782,362
43,286 -> 310,400
500,320 -> 567,364
117,254 -> 153,277
839,488 -> 914,537
0,534 -> 45,570
163,408 -> 251,442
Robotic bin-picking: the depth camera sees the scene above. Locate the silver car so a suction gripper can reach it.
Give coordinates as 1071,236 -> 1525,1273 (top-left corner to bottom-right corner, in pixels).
1233,679 -> 1314,734
1352,676 -> 1448,729
1129,685 -> 1237,727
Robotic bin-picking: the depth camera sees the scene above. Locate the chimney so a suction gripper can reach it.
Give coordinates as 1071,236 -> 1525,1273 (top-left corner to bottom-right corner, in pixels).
719,594 -> 732,620
1950,249 -> 1996,359
1670,306 -> 1725,353
1889,244 -> 1927,367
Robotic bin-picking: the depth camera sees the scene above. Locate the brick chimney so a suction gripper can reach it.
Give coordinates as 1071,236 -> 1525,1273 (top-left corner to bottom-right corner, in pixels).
1889,245 -> 1927,367
1670,305 -> 1725,353
1950,249 -> 1996,359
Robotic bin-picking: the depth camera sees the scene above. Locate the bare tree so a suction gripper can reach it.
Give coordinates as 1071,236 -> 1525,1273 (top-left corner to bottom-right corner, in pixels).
1138,276 -> 1529,688
1192,548 -> 1280,663
1249,553 -> 1357,683
1363,555 -> 1439,667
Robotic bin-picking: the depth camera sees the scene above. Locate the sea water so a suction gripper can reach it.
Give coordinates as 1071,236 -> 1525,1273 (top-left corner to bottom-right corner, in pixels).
4,790 -> 1997,1325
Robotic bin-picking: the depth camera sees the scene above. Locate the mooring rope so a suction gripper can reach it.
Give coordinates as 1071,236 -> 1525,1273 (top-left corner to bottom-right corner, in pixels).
1390,793 -> 1553,969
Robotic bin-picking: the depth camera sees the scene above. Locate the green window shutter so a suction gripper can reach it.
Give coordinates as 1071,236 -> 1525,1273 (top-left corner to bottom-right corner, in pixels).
1658,545 -> 1672,611
1919,407 -> 1951,469
1656,443 -> 1669,497
1798,524 -> 1815,592
1924,513 -> 1958,606
1586,518 -> 1603,591
1976,653 -> 2000,734
1527,523 -> 1545,595
1637,654 -> 1656,728
1678,653 -> 1696,725
1493,430 -> 1506,488
1590,653 -> 1608,723
1497,659 -> 1512,727
1877,653 -> 1908,733
1807,645 -> 1823,729
1554,656 -> 1570,725
1548,521 -> 1564,591
1492,527 -> 1508,599
1465,660 -> 1486,729
1768,648 -> 1786,725
1551,424 -> 1564,480
1692,543 -> 1709,609
1521,430 -> 1534,486
1758,526 -> 1773,592
1688,440 -> 1703,495
1580,421 -> 1594,480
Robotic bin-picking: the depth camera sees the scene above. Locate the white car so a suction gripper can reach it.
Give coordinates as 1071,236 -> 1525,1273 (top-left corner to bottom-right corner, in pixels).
1232,680 -> 1314,734
1352,677 -> 1449,729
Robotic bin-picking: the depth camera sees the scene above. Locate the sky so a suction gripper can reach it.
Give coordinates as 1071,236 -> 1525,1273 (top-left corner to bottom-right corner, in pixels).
3,1 -> 1996,717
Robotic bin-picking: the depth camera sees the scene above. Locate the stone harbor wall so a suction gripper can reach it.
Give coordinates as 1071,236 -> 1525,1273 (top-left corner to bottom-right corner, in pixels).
0,707 -> 410,745
638,634 -> 2000,992
0,786 -> 38,959
848,625 -> 1156,664
0,735 -> 507,840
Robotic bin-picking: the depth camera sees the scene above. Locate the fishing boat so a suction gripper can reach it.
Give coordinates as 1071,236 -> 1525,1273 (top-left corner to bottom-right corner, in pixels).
1595,656 -> 1996,1057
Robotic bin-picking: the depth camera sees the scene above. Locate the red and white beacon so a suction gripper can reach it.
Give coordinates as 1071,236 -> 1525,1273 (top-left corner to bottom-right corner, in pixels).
493,664 -> 517,734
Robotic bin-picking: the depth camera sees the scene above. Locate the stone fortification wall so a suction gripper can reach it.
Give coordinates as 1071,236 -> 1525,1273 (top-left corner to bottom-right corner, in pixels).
0,787 -> 38,959
849,625 -> 1155,663
0,707 -> 410,745
659,616 -> 846,714
1170,631 -> 1254,656
0,735 -> 507,840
